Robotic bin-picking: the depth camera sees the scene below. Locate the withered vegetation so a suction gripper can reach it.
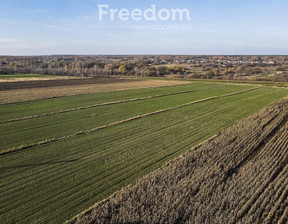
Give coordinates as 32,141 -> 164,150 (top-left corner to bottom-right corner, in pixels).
0,79 -> 187,104
0,78 -> 135,91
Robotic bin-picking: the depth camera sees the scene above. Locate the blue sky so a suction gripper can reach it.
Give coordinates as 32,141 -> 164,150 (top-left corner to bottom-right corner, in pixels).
0,0 -> 287,55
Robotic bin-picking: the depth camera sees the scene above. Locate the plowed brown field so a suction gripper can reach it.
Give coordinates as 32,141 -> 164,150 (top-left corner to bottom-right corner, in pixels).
0,79 -> 188,104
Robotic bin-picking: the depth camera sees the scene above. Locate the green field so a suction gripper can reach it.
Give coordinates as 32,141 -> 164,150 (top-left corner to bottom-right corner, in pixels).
0,82 -> 287,223
0,74 -> 57,79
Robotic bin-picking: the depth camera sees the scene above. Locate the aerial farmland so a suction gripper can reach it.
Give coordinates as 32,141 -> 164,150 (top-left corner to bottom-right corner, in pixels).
1,0 -> 288,223
0,75 -> 287,223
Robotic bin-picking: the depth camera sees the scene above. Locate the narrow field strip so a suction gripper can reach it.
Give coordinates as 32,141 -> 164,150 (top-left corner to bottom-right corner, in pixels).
2,85 -> 253,150
0,79 -> 190,104
0,108 -> 221,192
0,86 -> 221,124
0,87 -> 259,155
0,82 -> 216,121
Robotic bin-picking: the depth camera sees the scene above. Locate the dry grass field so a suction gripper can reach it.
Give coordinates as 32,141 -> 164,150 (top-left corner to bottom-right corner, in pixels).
69,98 -> 288,224
0,74 -> 75,82
0,79 -> 188,104
0,78 -> 137,90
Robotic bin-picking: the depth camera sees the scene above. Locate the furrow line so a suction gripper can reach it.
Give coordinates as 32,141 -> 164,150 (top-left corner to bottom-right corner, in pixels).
0,86 -> 221,124
235,152 -> 288,222
262,170 -> 288,224
230,126 -> 288,218
221,112 -> 287,181
206,103 -> 280,167
278,206 -> 288,224
245,165 -> 288,222
0,110 -> 220,200
0,87 -> 259,155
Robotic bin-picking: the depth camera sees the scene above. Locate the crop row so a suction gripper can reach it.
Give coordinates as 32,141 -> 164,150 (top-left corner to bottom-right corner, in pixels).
0,84 -> 254,151
1,86 -> 287,223
1,87 -> 258,155
0,85 -> 222,124
0,82 -> 219,121
68,98 -> 288,224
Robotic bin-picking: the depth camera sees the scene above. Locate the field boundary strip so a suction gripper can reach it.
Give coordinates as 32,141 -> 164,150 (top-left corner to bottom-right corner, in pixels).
0,87 -> 259,155
0,80 -> 191,105
0,86 -> 222,124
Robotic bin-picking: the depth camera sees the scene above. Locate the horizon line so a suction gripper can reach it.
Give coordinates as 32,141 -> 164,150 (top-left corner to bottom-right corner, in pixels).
1,54 -> 288,57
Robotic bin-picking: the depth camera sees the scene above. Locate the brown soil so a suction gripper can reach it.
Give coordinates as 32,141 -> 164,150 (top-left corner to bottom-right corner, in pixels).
0,78 -> 136,91
0,80 -> 189,104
